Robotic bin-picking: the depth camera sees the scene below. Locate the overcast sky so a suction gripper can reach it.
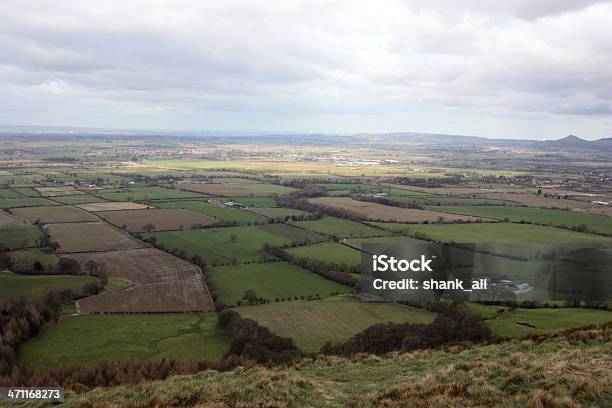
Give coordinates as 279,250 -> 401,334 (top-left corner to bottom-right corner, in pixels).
1,0 -> 611,139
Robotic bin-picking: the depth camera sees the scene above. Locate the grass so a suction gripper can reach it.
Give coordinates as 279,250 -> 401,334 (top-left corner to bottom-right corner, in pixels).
248,207 -> 310,218
60,322 -> 612,407
11,187 -> 41,197
430,205 -> 612,234
0,197 -> 58,208
104,276 -> 132,292
143,226 -> 291,264
52,194 -> 107,204
256,223 -> 327,243
8,247 -> 59,268
294,216 -> 392,238
470,303 -> 612,337
151,200 -> 268,224
231,196 -> 278,207
0,270 -> 96,304
209,262 -> 351,307
95,186 -> 204,201
239,297 -> 435,352
0,225 -> 42,249
18,313 -> 229,368
0,189 -> 25,199
287,242 -> 363,266
370,222 -> 612,245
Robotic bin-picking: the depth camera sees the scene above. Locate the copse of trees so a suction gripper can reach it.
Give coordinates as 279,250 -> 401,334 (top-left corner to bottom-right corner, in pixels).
321,304 -> 491,356
217,309 -> 300,363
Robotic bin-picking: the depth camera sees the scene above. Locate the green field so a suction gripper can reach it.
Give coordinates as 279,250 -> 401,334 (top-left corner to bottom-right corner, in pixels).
369,222 -> 612,245
239,297 -> 435,352
151,200 -> 268,224
470,303 -> 612,337
287,242 -> 362,266
256,223 -> 327,243
294,216 -> 392,238
52,194 -> 107,204
231,196 -> 278,207
248,207 -> 310,218
11,187 -> 41,197
0,189 -> 25,199
8,248 -> 59,268
95,186 -> 204,201
0,225 -> 42,249
429,205 -> 612,234
144,226 -> 291,264
0,271 -> 96,304
0,197 -> 58,208
210,262 -> 351,307
18,313 -> 228,368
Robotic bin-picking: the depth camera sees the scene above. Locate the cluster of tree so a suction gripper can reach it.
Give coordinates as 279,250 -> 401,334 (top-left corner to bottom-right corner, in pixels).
236,289 -> 331,307
393,176 -> 462,187
274,195 -> 363,221
263,244 -> 358,288
321,305 -> 491,355
217,310 -> 300,363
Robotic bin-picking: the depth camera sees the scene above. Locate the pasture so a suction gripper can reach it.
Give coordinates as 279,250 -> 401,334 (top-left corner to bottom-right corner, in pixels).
68,248 -> 214,313
0,211 -> 23,227
0,225 -> 42,249
0,270 -> 97,304
230,197 -> 278,207
287,242 -> 362,266
51,194 -> 107,205
11,205 -> 98,224
293,216 -> 392,238
18,313 -> 228,368
44,222 -> 145,253
0,189 -> 25,199
209,262 -> 351,307
151,200 -> 268,224
248,207 -> 310,218
256,223 -> 327,243
239,297 -> 435,352
97,208 -> 216,232
308,197 -> 486,222
0,198 -> 58,208
144,226 -> 291,264
430,205 -> 612,234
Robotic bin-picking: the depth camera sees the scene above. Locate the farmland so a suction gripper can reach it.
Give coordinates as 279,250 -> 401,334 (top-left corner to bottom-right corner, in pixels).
11,205 -> 98,224
178,182 -> 295,197
151,200 -> 268,224
95,186 -> 204,201
248,207 -> 310,218
76,201 -> 150,211
209,262 -> 351,307
97,208 -> 216,232
44,222 -> 145,253
287,242 -> 362,266
143,226 -> 291,264
51,194 -> 107,204
308,197 -> 488,222
239,297 -> 435,352
0,225 -> 42,249
0,197 -> 58,208
430,205 -> 612,234
293,216 -> 391,238
66,248 -> 214,313
18,313 -> 228,367
369,222 -> 612,245
256,223 -> 327,243
0,270 -> 97,304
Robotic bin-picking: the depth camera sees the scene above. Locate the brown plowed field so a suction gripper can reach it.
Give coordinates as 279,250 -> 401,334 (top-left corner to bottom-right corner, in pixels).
77,202 -> 150,211
67,248 -> 214,313
178,183 -> 272,197
11,205 -> 99,224
96,208 -> 216,232
308,197 -> 489,223
44,222 -> 145,253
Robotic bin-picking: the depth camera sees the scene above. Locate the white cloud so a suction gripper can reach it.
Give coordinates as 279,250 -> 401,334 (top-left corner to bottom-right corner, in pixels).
0,0 -> 611,138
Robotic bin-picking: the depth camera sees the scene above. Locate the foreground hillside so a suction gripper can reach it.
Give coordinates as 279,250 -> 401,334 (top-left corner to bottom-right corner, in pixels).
50,324 -> 610,408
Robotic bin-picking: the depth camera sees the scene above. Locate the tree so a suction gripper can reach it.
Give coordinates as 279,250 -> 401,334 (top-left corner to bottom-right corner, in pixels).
241,289 -> 258,306
229,233 -> 238,243
142,223 -> 156,233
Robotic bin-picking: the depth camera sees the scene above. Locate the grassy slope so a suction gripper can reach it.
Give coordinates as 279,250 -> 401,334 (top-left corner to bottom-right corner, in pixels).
294,216 -> 392,238
0,271 -> 96,304
18,313 -> 228,368
59,325 -> 612,407
144,226 -> 290,263
209,262 -> 350,307
239,297 -> 435,352
0,225 -> 42,249
0,197 -> 59,208
430,205 -> 612,234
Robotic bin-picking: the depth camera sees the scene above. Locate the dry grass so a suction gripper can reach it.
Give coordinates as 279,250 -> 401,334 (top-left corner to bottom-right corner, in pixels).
309,197 -> 487,222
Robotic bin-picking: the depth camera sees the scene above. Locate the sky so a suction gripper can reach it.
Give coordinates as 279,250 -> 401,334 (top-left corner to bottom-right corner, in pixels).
1,0 -> 611,140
